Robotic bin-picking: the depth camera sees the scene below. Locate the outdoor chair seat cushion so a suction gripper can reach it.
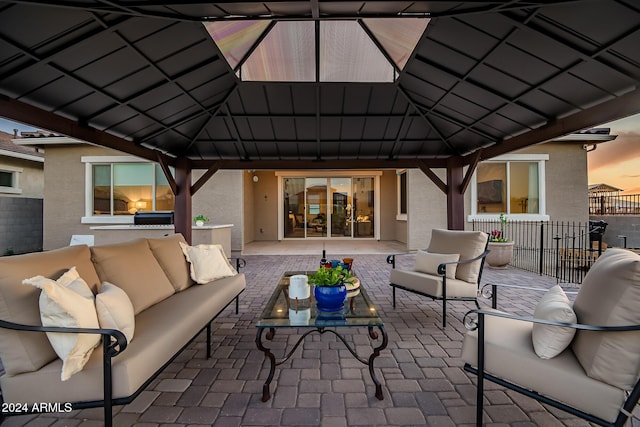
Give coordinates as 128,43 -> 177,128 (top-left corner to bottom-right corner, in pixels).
461,312 -> 627,423
0,273 -> 246,404
389,268 -> 477,298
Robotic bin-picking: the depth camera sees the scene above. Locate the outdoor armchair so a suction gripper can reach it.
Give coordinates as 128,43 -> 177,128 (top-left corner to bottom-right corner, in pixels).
387,229 -> 489,327
461,248 -> 640,426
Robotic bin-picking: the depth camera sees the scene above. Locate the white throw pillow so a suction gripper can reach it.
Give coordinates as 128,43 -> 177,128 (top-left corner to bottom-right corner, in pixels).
532,285 -> 577,359
96,282 -> 135,343
414,251 -> 460,279
23,270 -> 101,381
179,242 -> 237,284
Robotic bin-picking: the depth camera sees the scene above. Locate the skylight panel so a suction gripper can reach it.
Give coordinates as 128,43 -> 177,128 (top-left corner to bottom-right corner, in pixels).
204,20 -> 270,69
320,21 -> 394,82
362,18 -> 430,70
203,18 -> 429,82
241,21 -> 315,82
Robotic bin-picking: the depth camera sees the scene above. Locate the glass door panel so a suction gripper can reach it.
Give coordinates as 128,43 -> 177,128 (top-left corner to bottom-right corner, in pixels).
330,178 -> 352,237
283,178 -> 306,238
353,177 -> 375,238
306,178 -> 328,237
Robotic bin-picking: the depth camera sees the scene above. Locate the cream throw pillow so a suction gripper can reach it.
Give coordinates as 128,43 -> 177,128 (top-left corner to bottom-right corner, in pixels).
23,268 -> 101,381
531,285 -> 577,359
179,242 -> 237,284
414,251 -> 460,279
96,282 -> 135,343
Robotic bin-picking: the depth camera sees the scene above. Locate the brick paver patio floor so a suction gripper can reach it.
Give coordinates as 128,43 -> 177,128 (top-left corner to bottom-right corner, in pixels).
4,253 -> 612,426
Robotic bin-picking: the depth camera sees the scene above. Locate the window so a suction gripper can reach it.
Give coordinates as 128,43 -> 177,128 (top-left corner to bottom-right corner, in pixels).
397,169 -> 407,220
83,157 -> 174,222
0,167 -> 21,194
470,155 -> 548,220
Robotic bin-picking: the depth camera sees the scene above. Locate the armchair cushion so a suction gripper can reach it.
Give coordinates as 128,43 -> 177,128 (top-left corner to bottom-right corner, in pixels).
414,251 -> 459,279
390,269 -> 477,298
531,285 -> 577,359
571,248 -> 640,390
427,229 -> 488,283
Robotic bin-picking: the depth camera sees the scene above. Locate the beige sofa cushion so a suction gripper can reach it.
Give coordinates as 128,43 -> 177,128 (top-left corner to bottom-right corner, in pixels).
0,273 -> 246,405
428,229 -> 487,283
531,285 -> 577,359
571,248 -> 640,390
462,313 -> 626,423
147,234 -> 194,292
179,242 -> 237,284
23,272 -> 100,381
0,245 -> 99,376
96,282 -> 135,343
414,251 -> 459,279
91,239 -> 175,314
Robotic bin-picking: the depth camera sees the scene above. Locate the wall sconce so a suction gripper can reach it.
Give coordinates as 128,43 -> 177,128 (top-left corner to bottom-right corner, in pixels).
253,175 -> 259,183
135,201 -> 148,209
264,195 -> 268,202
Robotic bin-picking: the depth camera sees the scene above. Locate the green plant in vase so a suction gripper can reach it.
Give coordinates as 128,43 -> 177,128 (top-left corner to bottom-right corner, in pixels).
193,214 -> 209,226
308,265 -> 352,312
308,265 -> 352,286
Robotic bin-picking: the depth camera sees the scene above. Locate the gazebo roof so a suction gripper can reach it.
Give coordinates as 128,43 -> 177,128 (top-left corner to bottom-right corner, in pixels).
0,1 -> 639,170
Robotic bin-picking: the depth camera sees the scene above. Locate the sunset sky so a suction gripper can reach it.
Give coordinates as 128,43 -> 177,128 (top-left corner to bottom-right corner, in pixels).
588,113 -> 640,194
2,113 -> 639,194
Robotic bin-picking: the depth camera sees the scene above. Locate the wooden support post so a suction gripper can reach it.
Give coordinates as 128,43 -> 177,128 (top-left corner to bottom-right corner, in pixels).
174,157 -> 193,244
447,161 -> 465,230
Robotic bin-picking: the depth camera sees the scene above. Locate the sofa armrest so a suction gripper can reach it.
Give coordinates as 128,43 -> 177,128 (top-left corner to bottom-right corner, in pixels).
230,257 -> 246,271
481,282 -> 578,309
0,318 -> 128,356
437,249 -> 490,275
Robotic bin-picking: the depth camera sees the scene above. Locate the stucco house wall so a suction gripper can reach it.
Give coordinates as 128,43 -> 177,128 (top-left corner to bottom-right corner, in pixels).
0,131 -> 44,254
35,137 -> 592,252
42,144 -> 244,251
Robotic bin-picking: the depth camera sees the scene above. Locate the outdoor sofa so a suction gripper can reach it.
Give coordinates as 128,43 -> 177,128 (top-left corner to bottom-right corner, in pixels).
0,233 -> 245,426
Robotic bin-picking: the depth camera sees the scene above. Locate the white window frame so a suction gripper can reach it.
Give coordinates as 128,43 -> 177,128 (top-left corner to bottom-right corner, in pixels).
0,165 -> 22,194
468,154 -> 550,222
81,156 -> 172,224
396,169 -> 407,221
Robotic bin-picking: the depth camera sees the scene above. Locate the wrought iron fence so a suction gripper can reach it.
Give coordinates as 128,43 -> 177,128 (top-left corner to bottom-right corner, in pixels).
589,193 -> 640,215
472,220 -> 607,285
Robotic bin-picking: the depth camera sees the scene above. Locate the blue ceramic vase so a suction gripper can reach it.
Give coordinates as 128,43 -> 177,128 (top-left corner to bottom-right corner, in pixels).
314,284 -> 347,312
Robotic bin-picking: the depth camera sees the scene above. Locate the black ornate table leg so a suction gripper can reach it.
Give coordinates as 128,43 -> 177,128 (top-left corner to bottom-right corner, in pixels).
255,327 -> 276,402
368,325 -> 388,400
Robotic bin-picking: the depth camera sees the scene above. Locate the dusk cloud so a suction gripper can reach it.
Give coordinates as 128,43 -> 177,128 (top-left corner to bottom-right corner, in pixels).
588,131 -> 640,171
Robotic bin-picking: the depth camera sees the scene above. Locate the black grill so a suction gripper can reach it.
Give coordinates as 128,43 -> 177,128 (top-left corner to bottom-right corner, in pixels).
133,211 -> 174,225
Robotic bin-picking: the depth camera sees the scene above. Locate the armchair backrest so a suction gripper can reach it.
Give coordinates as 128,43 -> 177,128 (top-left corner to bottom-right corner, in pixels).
427,229 -> 488,283
571,248 -> 640,390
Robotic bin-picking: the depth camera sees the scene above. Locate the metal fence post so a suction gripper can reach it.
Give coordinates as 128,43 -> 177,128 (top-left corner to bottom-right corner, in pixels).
539,221 -> 544,276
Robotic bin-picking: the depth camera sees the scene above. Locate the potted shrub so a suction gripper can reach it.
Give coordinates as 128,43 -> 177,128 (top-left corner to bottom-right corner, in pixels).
486,213 -> 514,269
193,214 -> 209,227
308,265 -> 352,312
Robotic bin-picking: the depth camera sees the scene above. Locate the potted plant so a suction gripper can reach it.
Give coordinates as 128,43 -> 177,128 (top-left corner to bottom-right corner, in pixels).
486,213 -> 514,269
308,265 -> 352,312
193,214 -> 209,227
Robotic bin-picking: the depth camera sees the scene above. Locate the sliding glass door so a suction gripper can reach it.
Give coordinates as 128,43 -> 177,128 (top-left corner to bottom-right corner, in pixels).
281,175 -> 375,239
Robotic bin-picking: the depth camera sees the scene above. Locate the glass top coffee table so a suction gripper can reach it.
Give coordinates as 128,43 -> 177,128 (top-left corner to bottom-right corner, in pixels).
255,270 -> 387,402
